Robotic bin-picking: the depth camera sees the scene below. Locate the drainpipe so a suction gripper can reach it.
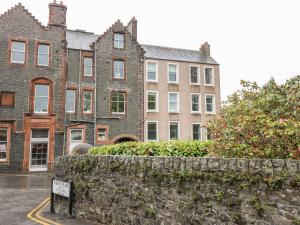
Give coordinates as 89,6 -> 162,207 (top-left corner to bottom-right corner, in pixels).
62,48 -> 69,156
93,46 -> 97,147
78,48 -> 82,121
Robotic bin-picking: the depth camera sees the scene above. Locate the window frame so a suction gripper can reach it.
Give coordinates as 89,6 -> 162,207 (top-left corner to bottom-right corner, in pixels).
82,90 -> 93,114
205,94 -> 216,114
167,63 -> 179,84
0,92 -> 15,107
36,42 -> 50,67
190,93 -> 201,113
96,125 -> 109,145
189,65 -> 200,85
34,84 -> 49,114
146,121 -> 159,142
168,121 -> 180,141
113,59 -> 125,80
0,125 -> 11,163
110,91 -> 126,115
66,89 -> 76,113
192,123 -> 202,141
146,60 -> 158,82
10,40 -> 26,64
204,66 -> 215,86
168,92 -> 180,113
147,91 -> 159,112
113,33 -> 125,49
67,125 -> 86,155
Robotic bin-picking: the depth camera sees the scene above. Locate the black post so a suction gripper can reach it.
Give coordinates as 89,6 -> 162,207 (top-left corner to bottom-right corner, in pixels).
50,178 -> 55,213
68,181 -> 73,217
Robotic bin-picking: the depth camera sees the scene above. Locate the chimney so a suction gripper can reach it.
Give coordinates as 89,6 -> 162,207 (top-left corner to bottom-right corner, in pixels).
200,42 -> 210,57
48,0 -> 67,27
127,17 -> 137,41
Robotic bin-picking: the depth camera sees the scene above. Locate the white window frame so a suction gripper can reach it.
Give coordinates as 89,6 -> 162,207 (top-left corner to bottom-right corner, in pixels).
190,93 -> 201,113
83,57 -> 93,77
113,60 -> 125,79
205,94 -> 216,114
167,63 -> 179,84
146,121 -> 159,142
69,129 -> 83,154
147,91 -> 159,112
11,41 -> 25,64
204,66 -> 215,86
34,85 -> 49,114
37,44 -> 50,66
168,121 -> 180,140
83,91 -> 93,114
191,123 -> 202,141
66,90 -> 76,113
111,92 -> 126,115
189,65 -> 200,85
0,129 -> 8,162
168,92 -> 180,113
114,33 -> 125,49
97,128 -> 107,141
146,60 -> 158,82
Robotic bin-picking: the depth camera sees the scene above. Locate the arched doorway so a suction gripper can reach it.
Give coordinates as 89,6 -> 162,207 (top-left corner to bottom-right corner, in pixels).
111,134 -> 139,144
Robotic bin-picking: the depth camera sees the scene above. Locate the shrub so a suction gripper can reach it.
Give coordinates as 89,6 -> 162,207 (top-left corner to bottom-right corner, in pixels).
207,76 -> 300,159
89,140 -> 211,157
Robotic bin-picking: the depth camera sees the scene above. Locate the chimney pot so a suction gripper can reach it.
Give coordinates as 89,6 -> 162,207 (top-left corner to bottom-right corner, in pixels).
127,17 -> 138,41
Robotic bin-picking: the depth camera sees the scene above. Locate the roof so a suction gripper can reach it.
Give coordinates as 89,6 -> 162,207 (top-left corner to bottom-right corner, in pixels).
66,30 -> 98,51
66,30 -> 218,64
141,44 -> 218,65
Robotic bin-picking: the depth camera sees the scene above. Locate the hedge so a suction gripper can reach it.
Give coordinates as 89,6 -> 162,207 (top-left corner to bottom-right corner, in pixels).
89,141 -> 211,157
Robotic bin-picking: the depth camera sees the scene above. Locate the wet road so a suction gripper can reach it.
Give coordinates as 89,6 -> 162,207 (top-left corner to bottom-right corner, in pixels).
0,173 -> 52,225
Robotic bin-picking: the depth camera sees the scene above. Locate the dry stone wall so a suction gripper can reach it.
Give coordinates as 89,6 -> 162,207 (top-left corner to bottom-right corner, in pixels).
54,155 -> 300,225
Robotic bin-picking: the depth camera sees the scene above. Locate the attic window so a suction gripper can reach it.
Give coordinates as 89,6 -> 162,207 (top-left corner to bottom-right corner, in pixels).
11,41 -> 25,64
114,33 -> 124,49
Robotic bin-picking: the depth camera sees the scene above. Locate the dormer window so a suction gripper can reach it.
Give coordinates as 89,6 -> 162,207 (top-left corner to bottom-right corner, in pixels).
11,41 -> 25,64
114,33 -> 124,49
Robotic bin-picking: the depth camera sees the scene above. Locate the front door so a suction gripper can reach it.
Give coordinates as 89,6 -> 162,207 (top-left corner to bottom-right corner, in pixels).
29,129 -> 49,172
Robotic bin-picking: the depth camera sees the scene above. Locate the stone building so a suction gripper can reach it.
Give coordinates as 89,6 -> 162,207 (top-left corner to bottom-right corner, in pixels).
0,2 -> 220,172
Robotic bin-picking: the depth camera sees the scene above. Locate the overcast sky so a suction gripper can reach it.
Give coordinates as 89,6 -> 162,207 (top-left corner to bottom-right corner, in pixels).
1,0 -> 300,101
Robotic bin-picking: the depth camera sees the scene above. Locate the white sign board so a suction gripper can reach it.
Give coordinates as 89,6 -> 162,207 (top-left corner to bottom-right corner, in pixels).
0,144 -> 6,152
53,180 -> 71,198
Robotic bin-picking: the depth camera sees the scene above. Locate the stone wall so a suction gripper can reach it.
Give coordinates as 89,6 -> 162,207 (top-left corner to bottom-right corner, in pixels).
54,155 -> 300,225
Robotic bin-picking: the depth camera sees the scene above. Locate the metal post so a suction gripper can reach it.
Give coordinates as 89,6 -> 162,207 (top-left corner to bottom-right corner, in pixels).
68,181 -> 73,217
50,178 -> 55,213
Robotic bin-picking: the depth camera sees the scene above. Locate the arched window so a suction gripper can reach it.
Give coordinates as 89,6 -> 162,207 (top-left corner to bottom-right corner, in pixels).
30,78 -> 53,115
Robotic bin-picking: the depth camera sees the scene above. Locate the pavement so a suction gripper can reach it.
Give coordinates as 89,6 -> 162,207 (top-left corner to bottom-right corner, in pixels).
0,173 -> 99,225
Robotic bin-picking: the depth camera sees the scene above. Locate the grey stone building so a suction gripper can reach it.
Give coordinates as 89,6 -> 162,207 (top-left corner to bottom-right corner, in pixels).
0,2 -> 220,172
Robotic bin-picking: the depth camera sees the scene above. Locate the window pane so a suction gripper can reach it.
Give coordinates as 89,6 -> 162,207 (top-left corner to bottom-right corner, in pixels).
98,128 -> 107,141
114,33 -> 124,49
83,92 -> 92,113
32,129 -> 48,139
192,95 -> 199,112
205,68 -> 213,84
0,129 -> 7,160
12,51 -> 25,63
193,124 -> 201,140
147,123 -> 157,141
147,62 -> 156,80
114,61 -> 124,79
0,130 -> 7,142
38,54 -> 49,66
35,97 -> 48,113
36,85 -> 49,97
170,123 -> 178,140
148,93 -> 157,110
12,42 -> 25,51
169,65 -> 177,82
84,58 -> 93,76
206,96 -> 214,112
66,90 -> 75,112
111,92 -> 125,113
191,66 -> 199,83
11,42 -> 25,63
38,44 -> 49,54
169,93 -> 178,111
71,130 -> 82,141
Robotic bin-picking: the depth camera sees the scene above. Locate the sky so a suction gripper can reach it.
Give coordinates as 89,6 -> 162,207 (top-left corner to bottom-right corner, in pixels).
1,0 -> 300,101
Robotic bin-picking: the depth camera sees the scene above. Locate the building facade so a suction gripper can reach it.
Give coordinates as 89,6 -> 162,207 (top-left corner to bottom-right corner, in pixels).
0,2 -> 220,172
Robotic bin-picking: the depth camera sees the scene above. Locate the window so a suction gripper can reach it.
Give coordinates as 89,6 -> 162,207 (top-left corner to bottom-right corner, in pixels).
66,90 -> 76,113
147,121 -> 158,141
114,33 -> 125,49
169,122 -> 180,140
11,41 -> 25,64
37,44 -> 49,66
113,60 -> 125,79
83,91 -> 92,113
147,61 -> 157,82
34,84 -> 49,113
190,66 -> 200,84
168,92 -> 179,113
70,129 -> 83,154
147,91 -> 158,112
191,94 -> 201,113
205,94 -> 215,113
205,67 -> 214,85
0,92 -> 15,106
0,129 -> 8,161
98,128 -> 107,141
168,64 -> 178,83
111,92 -> 125,114
83,57 -> 93,77
192,124 -> 202,141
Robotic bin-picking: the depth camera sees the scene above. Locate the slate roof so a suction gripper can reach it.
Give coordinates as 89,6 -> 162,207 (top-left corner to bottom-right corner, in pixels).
66,30 -> 218,64
66,30 -> 98,51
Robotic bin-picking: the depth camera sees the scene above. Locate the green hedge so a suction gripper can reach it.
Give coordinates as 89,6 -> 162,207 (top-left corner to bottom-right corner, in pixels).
89,141 -> 211,157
